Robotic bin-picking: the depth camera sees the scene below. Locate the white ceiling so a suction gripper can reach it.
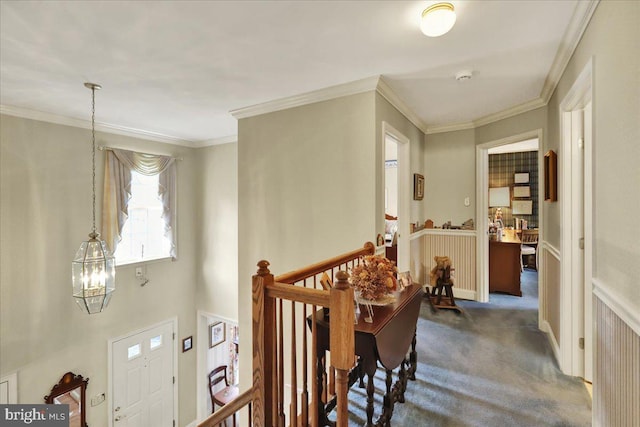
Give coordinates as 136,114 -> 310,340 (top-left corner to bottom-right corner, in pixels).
1,1 -> 587,146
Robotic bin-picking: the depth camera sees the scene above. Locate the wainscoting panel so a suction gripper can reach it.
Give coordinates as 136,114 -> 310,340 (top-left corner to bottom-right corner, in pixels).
594,295 -> 640,427
410,234 -> 426,285
422,230 -> 476,299
542,244 -> 561,348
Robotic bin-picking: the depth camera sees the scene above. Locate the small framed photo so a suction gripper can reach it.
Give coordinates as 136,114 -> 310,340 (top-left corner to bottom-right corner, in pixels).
209,322 -> 226,348
182,336 -> 193,353
514,173 -> 529,184
513,186 -> 531,198
413,174 -> 424,200
398,271 -> 413,291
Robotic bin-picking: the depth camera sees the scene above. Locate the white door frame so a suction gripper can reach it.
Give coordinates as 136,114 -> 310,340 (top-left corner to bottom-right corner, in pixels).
196,310 -> 239,422
108,317 -> 178,427
475,129 -> 544,310
382,122 -> 410,272
559,58 -> 593,379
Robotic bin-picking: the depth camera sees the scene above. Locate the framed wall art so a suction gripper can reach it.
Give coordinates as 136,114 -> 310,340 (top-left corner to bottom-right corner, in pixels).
413,174 -> 424,200
182,336 -> 193,352
209,321 -> 226,348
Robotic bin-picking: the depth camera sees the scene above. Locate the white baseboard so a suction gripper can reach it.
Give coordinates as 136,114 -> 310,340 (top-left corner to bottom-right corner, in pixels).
185,421 -> 197,427
452,288 -> 477,301
541,320 -> 561,364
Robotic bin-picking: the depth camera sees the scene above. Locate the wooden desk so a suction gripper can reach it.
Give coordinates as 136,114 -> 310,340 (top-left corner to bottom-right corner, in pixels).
489,229 -> 522,296
311,284 -> 424,426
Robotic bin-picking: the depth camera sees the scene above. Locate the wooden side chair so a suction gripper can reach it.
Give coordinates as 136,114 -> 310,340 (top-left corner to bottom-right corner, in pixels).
520,229 -> 538,271
208,365 -> 239,427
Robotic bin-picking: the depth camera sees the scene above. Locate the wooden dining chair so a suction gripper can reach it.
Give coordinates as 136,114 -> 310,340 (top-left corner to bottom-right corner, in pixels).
208,365 -> 239,427
520,229 -> 538,271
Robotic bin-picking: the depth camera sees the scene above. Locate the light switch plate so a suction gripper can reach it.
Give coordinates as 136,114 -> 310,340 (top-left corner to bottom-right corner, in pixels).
464,197 -> 470,207
91,393 -> 105,407
135,267 -> 143,278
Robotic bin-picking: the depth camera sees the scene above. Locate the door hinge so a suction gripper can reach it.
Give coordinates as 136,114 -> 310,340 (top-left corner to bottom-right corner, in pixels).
173,376 -> 175,384
579,237 -> 585,250
579,337 -> 585,349
173,332 -> 175,340
173,420 -> 175,427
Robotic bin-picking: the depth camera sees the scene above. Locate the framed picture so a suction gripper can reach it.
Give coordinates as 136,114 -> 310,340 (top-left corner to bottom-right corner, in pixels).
182,336 -> 193,353
513,186 -> 531,198
512,200 -> 533,215
398,271 -> 413,291
209,322 -> 225,348
514,173 -> 529,184
413,174 -> 424,200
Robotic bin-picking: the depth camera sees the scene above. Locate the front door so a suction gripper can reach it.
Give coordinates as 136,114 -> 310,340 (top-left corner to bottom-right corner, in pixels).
112,321 -> 175,427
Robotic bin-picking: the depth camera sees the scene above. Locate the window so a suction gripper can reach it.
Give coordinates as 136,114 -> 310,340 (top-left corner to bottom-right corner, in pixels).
102,148 -> 177,266
114,171 -> 171,265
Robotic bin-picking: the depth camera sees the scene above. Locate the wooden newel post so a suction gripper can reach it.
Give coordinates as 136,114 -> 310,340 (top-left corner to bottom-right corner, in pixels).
253,260 -> 274,427
330,270 -> 355,426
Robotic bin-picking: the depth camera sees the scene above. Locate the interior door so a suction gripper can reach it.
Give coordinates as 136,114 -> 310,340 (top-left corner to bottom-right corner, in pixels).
112,321 -> 175,427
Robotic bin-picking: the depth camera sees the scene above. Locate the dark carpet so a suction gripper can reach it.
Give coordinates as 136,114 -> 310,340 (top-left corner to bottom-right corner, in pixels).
347,270 -> 592,426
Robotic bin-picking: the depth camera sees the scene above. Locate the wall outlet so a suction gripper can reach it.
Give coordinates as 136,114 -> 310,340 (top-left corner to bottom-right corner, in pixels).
135,267 -> 143,278
464,197 -> 470,207
91,393 -> 105,407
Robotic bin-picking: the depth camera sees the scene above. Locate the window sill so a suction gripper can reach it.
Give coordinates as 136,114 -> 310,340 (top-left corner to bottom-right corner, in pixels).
116,256 -> 174,269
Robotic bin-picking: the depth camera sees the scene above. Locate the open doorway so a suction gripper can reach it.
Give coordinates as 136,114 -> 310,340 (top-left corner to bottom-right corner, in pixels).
196,311 -> 239,421
384,137 -> 398,263
381,122 -> 410,272
486,139 -> 540,309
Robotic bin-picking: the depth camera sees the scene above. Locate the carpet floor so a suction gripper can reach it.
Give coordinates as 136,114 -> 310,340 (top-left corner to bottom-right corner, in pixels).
347,270 -> 592,426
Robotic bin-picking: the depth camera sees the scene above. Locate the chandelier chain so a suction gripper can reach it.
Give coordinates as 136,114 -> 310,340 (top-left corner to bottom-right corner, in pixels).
91,86 -> 96,234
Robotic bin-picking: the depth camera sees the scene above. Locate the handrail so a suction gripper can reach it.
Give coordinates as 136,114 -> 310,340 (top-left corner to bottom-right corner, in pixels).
196,388 -> 253,427
267,282 -> 331,307
276,242 -> 375,284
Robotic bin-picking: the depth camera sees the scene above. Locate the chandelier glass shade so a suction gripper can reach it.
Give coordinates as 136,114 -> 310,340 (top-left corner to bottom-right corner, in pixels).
72,83 -> 116,314
420,3 -> 456,37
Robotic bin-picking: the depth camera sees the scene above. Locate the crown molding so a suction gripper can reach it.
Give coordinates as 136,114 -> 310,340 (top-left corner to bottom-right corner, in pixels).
425,121 -> 475,135
375,77 -> 428,134
0,104 -> 196,147
474,97 -> 547,128
192,135 -> 238,148
540,0 -> 600,103
230,76 -> 381,120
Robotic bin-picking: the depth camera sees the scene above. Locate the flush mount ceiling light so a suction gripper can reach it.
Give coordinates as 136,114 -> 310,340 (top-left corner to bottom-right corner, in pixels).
72,83 -> 116,314
420,2 -> 456,37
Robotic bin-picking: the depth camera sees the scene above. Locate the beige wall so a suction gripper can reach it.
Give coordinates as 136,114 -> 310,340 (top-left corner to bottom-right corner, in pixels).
196,142 -> 238,320
0,115 -> 198,426
548,0 -> 640,312
237,92 -> 377,388
423,128 -> 476,226
375,93 -> 426,231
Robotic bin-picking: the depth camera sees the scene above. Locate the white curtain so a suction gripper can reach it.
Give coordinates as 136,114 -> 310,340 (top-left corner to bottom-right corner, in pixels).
102,148 -> 177,259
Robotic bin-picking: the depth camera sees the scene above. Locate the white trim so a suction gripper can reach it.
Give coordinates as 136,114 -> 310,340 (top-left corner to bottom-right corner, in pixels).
452,288 -> 477,301
0,372 -> 18,404
185,421 -> 198,427
541,320 -> 562,365
473,98 -> 547,129
192,135 -> 238,148
540,0 -> 600,103
425,121 -> 475,135
382,122 -> 410,272
475,129 -> 543,304
0,104 -> 196,147
558,57 -> 594,377
593,278 -> 640,337
415,228 -> 477,238
542,241 -> 561,261
376,77 -> 428,134
230,76 -> 380,119
108,317 -> 179,427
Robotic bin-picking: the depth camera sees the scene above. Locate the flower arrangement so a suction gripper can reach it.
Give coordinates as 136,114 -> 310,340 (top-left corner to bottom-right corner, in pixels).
349,255 -> 398,301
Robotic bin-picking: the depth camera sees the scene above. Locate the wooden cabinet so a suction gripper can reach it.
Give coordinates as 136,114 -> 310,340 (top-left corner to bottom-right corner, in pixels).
489,230 -> 522,296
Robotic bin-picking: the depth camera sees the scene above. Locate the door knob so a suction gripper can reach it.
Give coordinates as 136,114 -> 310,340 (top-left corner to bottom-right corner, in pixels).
115,406 -> 121,412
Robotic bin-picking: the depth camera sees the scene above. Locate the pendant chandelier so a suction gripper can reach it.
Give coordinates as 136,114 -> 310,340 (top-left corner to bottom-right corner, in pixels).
72,83 -> 116,314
